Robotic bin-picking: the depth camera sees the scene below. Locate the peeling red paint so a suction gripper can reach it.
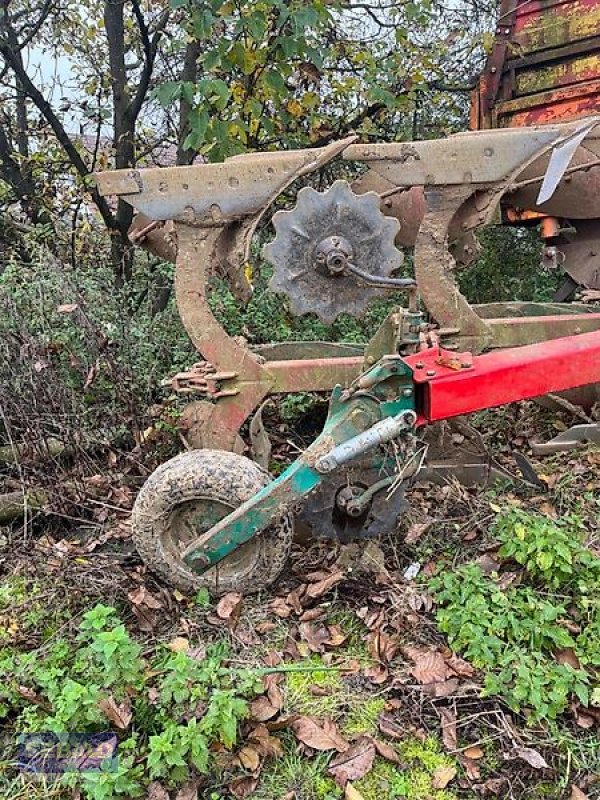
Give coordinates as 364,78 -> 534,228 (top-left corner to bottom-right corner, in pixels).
472,0 -> 600,130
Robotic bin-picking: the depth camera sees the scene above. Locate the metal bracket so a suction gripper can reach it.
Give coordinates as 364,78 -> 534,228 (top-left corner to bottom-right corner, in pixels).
162,361 -> 239,398
531,423 -> 600,455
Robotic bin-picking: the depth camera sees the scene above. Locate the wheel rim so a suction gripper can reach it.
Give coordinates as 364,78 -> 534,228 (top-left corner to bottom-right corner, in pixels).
164,495 -> 261,584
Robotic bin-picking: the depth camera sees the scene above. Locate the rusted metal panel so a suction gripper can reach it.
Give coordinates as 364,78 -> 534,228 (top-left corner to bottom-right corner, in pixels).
266,358 -> 363,393
494,80 -> 600,126
511,0 -> 600,54
473,0 -> 600,129
516,53 -> 600,96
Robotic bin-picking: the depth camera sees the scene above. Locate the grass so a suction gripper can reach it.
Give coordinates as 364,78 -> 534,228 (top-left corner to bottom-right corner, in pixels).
285,658 -> 345,718
253,741 -> 340,800
354,737 -> 461,800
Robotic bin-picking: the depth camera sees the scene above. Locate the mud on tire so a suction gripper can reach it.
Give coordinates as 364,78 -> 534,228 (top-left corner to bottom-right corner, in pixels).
131,449 -> 293,595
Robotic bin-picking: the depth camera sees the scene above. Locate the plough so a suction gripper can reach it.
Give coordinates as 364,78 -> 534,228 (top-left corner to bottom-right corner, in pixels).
95,0 -> 600,594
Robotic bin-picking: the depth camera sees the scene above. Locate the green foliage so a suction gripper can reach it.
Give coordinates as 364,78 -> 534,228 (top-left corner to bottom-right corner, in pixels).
458,226 -> 561,305
0,578 -> 43,645
493,508 -> 599,589
158,0 -> 439,160
285,658 -> 344,718
280,392 -> 323,421
194,586 -> 212,608
430,510 -> 600,722
0,604 -> 261,799
208,270 -> 398,346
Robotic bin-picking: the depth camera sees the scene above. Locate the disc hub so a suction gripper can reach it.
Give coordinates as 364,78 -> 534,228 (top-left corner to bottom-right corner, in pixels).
315,235 -> 353,276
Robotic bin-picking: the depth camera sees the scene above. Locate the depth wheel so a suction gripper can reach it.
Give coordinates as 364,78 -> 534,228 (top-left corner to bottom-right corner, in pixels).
131,449 -> 293,595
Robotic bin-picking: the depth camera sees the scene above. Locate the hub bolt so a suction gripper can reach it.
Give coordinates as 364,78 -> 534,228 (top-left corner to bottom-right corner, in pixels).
314,235 -> 354,276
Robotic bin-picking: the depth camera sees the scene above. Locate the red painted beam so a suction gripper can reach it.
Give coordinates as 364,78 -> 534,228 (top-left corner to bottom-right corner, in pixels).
403,330 -> 600,424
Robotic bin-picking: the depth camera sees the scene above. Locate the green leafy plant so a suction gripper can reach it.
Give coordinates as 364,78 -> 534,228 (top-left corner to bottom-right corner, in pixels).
493,508 -> 599,589
0,604 -> 261,799
430,510 -> 600,722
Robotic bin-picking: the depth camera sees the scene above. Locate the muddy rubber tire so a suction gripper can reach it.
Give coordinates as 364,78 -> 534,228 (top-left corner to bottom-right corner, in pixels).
131,449 -> 293,595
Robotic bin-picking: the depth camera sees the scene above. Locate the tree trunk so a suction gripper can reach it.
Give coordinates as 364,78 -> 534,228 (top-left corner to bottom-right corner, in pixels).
178,39 -> 202,166
104,0 -> 137,286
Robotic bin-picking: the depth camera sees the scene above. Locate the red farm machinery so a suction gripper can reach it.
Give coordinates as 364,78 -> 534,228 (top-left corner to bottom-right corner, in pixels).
95,0 -> 600,595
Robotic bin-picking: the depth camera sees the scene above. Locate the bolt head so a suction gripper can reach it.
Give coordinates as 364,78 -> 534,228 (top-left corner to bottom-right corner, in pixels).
426,369 -> 436,377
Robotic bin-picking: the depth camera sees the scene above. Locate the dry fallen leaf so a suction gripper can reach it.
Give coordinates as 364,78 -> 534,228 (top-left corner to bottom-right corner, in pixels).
17,686 -> 46,706
556,648 -> 581,670
438,707 -> 457,752
305,570 -> 344,599
256,621 -> 277,634
364,664 -> 389,685
247,724 -> 283,758
174,777 -> 201,800
424,678 -> 460,698
291,716 -> 349,752
228,775 -> 258,799
472,777 -> 506,795
514,746 -> 549,770
299,621 -> 332,653
367,630 -> 399,664
369,737 -> 401,764
300,607 -> 325,622
460,754 -> 481,781
98,695 -> 132,729
445,652 -> 475,678
57,303 -> 79,313
250,695 -> 280,722
431,765 -> 457,789
147,781 -> 169,800
128,586 -> 164,609
404,518 -> 433,545
476,553 -> 501,575
403,646 -> 449,685
328,737 -> 376,787
268,597 -> 293,618
378,713 -> 404,740
237,745 -> 261,772
168,636 -> 190,653
286,587 -> 305,614
574,708 -> 596,729
327,624 -> 348,647
216,591 -> 243,622
345,783 -> 366,800
570,786 -> 589,800
264,675 -> 284,711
